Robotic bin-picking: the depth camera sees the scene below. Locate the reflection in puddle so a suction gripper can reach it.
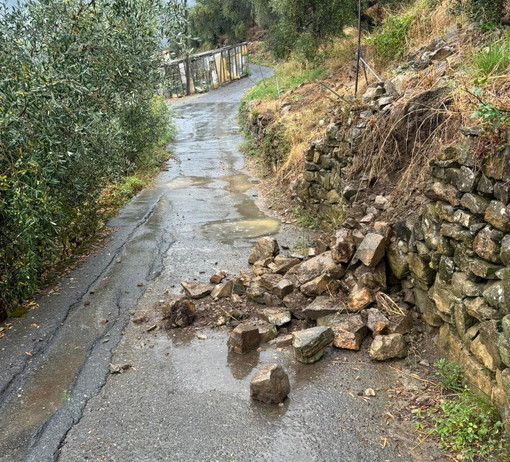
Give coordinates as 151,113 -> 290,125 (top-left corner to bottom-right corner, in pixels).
220,173 -> 256,194
203,218 -> 280,242
165,176 -> 211,190
227,350 -> 260,380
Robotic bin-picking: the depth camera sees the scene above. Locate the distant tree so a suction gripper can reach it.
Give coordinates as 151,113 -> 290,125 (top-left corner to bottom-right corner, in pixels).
261,0 -> 357,60
190,0 -> 253,46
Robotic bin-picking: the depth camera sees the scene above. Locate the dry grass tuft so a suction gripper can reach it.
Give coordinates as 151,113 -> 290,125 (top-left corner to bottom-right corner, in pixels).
348,87 -> 462,203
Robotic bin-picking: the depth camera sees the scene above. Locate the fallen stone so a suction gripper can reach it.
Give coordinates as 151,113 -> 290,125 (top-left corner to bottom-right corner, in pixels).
460,193 -> 490,215
347,285 -> 375,311
389,310 -> 414,334
331,229 -> 356,263
366,308 -> 390,337
161,298 -> 196,328
272,279 -> 294,299
181,281 -> 213,299
288,251 -> 345,285
250,365 -> 290,404
246,286 -> 267,304
263,292 -> 284,307
330,314 -> 368,350
270,334 -> 294,348
369,334 -> 408,361
248,237 -> 279,265
292,326 -> 334,364
257,308 -> 292,327
300,274 -> 340,297
256,321 -> 278,343
271,256 -> 301,274
502,235 -> 510,266
354,233 -> 386,267
210,270 -> 227,284
283,291 -> 310,319
228,322 -> 261,354
302,296 -> 344,320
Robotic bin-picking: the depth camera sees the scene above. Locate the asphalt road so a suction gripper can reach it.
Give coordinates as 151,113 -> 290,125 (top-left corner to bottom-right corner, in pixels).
0,66 -> 446,462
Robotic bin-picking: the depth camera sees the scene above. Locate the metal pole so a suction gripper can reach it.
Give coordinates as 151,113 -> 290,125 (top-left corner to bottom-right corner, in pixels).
184,0 -> 192,95
354,0 -> 362,96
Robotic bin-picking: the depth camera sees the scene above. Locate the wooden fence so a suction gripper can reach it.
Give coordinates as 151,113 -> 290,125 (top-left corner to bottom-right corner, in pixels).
162,42 -> 249,97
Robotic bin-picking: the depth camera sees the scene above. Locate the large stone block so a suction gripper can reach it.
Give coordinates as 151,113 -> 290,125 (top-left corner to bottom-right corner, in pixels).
369,334 -> 408,361
460,193 -> 490,215
302,296 -> 343,320
248,237 -> 279,265
472,226 -> 503,264
387,240 -> 409,279
330,314 -> 368,350
354,233 -> 386,267
228,323 -> 261,354
287,251 -> 345,285
292,326 -> 334,364
250,365 -> 290,403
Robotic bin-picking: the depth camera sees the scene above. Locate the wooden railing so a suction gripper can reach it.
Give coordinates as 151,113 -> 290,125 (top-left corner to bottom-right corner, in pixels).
162,42 -> 249,97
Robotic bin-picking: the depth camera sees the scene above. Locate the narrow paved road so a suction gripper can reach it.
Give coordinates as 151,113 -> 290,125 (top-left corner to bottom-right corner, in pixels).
0,66 -> 444,462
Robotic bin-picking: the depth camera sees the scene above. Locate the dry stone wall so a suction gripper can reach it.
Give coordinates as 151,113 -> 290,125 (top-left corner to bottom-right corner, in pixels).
243,86 -> 510,428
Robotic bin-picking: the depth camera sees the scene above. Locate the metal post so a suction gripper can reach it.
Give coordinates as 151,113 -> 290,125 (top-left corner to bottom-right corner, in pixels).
354,0 -> 362,96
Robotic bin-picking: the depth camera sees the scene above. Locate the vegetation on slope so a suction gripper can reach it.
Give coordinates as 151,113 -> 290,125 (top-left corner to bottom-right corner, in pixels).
0,0 -> 182,315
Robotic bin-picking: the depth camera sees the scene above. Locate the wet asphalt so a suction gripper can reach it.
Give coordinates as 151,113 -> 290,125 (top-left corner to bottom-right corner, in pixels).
0,65 -> 446,462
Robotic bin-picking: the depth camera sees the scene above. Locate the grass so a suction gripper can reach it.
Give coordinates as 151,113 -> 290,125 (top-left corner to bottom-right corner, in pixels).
471,33 -> 510,77
243,62 -> 326,102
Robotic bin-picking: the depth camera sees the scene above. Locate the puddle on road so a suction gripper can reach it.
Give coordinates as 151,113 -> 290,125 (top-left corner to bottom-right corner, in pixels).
203,218 -> 280,242
220,173 -> 259,194
164,176 -> 212,190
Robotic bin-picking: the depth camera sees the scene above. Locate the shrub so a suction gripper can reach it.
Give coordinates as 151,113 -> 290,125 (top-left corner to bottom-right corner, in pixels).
367,13 -> 414,65
0,0 -> 176,313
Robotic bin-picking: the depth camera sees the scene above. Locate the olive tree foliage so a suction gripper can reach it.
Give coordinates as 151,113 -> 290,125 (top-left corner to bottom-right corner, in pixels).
189,0 -> 254,46
257,0 -> 357,60
0,0 -> 183,313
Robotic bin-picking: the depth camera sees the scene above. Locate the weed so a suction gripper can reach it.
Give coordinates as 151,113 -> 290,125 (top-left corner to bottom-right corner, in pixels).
431,389 -> 506,461
367,14 -> 414,65
434,358 -> 464,391
292,207 -> 319,230
471,33 -> 510,77
429,360 -> 509,461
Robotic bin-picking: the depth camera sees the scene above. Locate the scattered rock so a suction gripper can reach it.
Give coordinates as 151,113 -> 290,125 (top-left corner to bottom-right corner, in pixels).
181,281 -> 213,299
257,308 -> 292,327
161,298 -> 196,328
369,334 -> 408,361
347,285 -> 375,311
292,326 -> 334,364
270,334 -> 294,348
250,364 -> 290,403
248,237 -> 279,264
354,233 -> 386,267
288,251 -> 345,285
256,321 -> 278,343
331,229 -> 356,263
132,315 -> 149,324
228,322 -> 261,354
210,270 -> 228,284
302,296 -> 345,319
211,278 -> 245,298
366,308 -> 390,337
272,279 -> 294,299
330,314 -> 368,350
300,273 -> 340,297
